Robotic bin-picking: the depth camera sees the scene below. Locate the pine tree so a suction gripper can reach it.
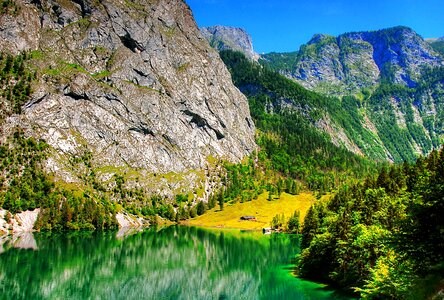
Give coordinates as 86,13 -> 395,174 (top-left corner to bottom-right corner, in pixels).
301,205 -> 319,249
218,191 -> 224,211
287,210 -> 300,234
196,200 -> 206,216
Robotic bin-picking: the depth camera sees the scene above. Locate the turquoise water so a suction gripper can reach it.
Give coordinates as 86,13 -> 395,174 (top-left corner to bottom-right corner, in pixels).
0,226 -> 351,299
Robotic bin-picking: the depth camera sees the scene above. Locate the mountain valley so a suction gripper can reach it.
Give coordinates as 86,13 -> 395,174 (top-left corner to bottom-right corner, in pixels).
0,1 -> 443,299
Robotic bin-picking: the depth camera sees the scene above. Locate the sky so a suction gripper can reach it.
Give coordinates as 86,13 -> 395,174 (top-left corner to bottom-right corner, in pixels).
185,0 -> 444,54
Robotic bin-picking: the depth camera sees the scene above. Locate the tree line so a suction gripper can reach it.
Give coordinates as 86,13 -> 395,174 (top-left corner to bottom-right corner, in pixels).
299,147 -> 444,299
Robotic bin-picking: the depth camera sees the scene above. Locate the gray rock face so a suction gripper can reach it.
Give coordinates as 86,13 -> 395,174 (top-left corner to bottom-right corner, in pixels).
281,26 -> 443,94
201,25 -> 259,61
0,0 -> 256,196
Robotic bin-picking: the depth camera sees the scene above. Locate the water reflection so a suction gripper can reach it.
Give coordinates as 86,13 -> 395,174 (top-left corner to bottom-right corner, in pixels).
0,227 -> 350,299
0,232 -> 38,253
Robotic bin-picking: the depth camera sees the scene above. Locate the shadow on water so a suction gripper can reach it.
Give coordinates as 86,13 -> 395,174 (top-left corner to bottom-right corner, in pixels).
0,226 -> 355,300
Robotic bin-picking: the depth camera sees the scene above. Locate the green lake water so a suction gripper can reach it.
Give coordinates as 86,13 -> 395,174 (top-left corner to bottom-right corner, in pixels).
0,226 -> 352,299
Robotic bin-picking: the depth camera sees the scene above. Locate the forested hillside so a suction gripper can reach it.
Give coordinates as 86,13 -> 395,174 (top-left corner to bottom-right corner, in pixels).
220,50 -> 375,193
220,50 -> 444,298
299,146 -> 444,299
429,37 -> 444,56
223,49 -> 444,163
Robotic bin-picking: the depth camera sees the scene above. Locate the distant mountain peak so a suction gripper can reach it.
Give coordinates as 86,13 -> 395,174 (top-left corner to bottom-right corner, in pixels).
201,25 -> 259,61
307,34 -> 335,45
267,26 -> 443,94
428,36 -> 444,56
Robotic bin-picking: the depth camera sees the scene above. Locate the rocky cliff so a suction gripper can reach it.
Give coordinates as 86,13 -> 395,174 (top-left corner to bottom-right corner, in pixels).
0,0 -> 256,199
264,26 -> 443,95
201,25 -> 259,61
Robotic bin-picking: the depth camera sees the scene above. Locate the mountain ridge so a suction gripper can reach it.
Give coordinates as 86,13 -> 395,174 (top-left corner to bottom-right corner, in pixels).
200,25 -> 259,61
204,26 -> 444,163
262,26 -> 443,95
0,0 -> 256,201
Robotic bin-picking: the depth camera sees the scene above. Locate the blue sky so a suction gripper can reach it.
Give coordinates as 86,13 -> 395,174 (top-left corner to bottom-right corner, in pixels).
186,0 -> 444,54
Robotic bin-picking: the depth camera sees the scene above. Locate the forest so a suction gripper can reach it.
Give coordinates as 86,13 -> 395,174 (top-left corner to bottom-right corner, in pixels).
299,147 -> 444,299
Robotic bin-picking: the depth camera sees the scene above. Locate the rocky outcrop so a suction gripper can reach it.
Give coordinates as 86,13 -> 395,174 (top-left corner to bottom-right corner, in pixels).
201,25 -> 259,61
0,209 -> 40,234
269,26 -> 443,94
115,212 -> 146,228
0,0 -> 256,198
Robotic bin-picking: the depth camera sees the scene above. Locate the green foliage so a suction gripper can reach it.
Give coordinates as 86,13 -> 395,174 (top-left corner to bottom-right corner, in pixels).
430,40 -> 444,57
189,206 -> 197,218
0,129 -> 50,213
196,200 -> 206,216
271,213 -> 285,230
361,66 -> 444,162
0,0 -> 19,15
207,193 -> 217,210
222,159 -> 262,203
0,129 -> 118,231
259,51 -> 299,73
220,50 -> 375,193
0,51 -> 35,122
299,147 -> 444,298
286,210 -> 300,234
218,191 -> 224,211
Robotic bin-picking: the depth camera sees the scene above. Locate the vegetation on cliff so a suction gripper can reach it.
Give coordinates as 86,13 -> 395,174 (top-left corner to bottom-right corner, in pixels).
220,50 -> 375,187
0,128 -> 118,231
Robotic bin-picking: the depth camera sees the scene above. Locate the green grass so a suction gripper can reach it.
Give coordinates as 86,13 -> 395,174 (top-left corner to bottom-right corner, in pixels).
92,70 -> 112,78
187,192 -> 326,230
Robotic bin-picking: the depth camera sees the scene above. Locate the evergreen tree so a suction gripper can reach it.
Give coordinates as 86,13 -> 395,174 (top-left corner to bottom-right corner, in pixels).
218,191 -> 224,211
196,201 -> 206,216
287,210 -> 300,234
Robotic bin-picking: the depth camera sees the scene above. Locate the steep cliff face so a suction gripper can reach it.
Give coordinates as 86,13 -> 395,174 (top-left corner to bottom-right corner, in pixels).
201,25 -> 259,61
265,27 -> 443,95
0,0 -> 256,197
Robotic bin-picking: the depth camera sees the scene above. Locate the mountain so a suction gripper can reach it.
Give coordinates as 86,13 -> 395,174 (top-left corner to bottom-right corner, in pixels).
0,0 -> 255,208
428,36 -> 444,56
262,26 -> 443,95
204,26 -> 444,162
201,26 -> 259,61
214,42 -> 444,163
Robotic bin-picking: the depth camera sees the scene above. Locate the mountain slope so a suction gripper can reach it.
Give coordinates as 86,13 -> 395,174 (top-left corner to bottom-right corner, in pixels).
262,26 -> 443,95
213,47 -> 444,163
428,36 -> 444,56
201,25 -> 259,61
253,27 -> 444,161
0,0 -> 256,200
220,50 -> 375,190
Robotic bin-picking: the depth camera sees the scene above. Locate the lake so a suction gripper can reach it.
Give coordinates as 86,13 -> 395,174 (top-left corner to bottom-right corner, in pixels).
0,226 -> 351,299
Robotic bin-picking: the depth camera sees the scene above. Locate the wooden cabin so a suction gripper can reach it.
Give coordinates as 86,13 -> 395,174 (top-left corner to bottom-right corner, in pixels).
240,216 -> 256,221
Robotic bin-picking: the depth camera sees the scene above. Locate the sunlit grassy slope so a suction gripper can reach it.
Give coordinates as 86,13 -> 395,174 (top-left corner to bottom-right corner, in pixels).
186,192 -> 321,230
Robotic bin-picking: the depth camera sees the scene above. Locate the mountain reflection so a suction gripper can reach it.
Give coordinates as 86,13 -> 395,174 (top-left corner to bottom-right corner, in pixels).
0,227 -> 347,299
